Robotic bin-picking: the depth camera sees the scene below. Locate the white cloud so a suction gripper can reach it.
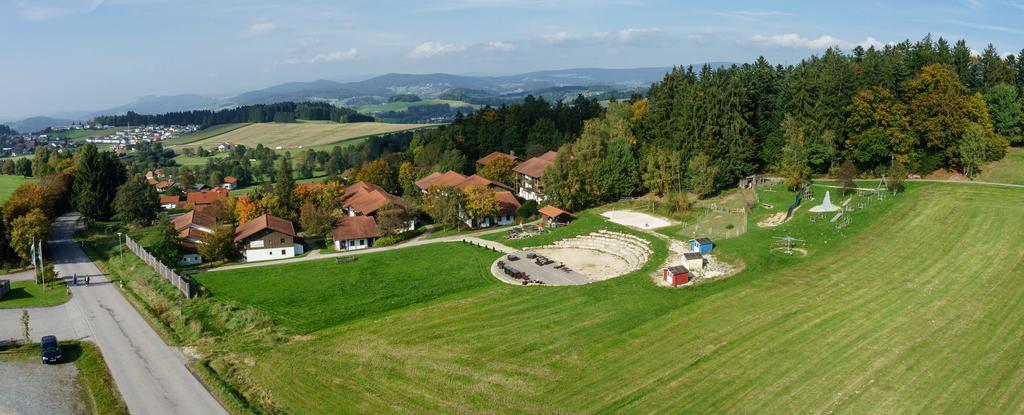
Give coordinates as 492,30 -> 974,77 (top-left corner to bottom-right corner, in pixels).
407,42 -> 466,59
543,31 -> 574,45
484,41 -> 517,52
298,37 -> 321,48
280,48 -> 359,65
544,28 -> 664,47
240,20 -> 277,39
749,33 -> 886,50
308,48 -> 359,63
16,0 -> 105,21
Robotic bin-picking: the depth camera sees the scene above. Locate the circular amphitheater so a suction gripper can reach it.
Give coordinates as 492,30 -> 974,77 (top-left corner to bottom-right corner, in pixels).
493,230 -> 652,286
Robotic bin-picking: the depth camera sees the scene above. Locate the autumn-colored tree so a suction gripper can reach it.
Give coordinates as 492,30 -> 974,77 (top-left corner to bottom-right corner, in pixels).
292,183 -> 324,207
375,203 -> 413,235
198,225 -> 238,262
845,87 -> 916,167
478,156 -> 517,188
462,185 -> 500,222
904,64 -> 994,164
887,160 -> 908,193
3,183 -> 49,227
422,184 -> 464,230
234,196 -> 263,224
299,202 -> 337,239
397,161 -> 419,196
10,209 -> 49,263
315,182 -> 347,208
355,159 -> 395,192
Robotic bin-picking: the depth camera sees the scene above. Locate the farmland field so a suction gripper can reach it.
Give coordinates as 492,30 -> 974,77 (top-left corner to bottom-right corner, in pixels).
48,127 -> 126,140
166,122 -> 431,150
164,123 -> 251,146
356,99 -> 477,114
0,175 -> 34,203
190,182 -> 1024,413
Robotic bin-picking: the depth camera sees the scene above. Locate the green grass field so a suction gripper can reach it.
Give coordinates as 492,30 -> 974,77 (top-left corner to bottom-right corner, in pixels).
0,175 -> 34,203
195,243 -> 503,333
0,280 -> 69,309
184,182 -> 1024,413
356,99 -> 477,114
978,147 -> 1024,185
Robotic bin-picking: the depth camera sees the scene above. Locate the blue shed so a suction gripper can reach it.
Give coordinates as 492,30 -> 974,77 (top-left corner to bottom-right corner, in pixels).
690,237 -> 714,254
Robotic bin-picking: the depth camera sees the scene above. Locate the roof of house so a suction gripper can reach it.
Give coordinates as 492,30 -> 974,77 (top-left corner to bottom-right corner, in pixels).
476,151 -> 520,166
539,205 -> 572,219
683,252 -> 703,260
457,174 -> 512,191
147,178 -> 159,185
494,191 -> 521,216
234,214 -> 297,242
415,171 -> 469,190
692,237 -> 713,245
159,195 -> 181,204
155,180 -> 175,189
223,176 -> 238,184
415,171 -> 512,192
186,188 -> 228,205
331,215 -> 382,241
171,211 -> 217,237
342,181 -> 403,216
667,265 -> 689,275
513,151 -> 558,178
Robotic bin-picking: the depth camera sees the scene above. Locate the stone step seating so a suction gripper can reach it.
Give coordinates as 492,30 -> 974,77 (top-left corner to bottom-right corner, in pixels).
539,231 -> 652,270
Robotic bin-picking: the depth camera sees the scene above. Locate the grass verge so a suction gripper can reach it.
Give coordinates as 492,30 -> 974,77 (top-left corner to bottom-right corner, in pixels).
0,279 -> 70,309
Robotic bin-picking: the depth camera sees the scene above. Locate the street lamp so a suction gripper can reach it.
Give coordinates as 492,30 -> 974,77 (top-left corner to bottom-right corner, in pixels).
117,232 -> 124,264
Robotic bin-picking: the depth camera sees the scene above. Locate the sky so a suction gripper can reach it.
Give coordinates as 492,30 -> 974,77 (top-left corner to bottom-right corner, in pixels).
1,0 -> 1023,119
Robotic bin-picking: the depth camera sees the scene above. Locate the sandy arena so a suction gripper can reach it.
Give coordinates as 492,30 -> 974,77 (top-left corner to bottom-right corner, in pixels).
601,210 -> 672,229
531,247 -> 634,281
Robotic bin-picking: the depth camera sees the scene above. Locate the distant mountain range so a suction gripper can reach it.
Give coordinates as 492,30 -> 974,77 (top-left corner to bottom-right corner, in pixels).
5,65 -> 734,133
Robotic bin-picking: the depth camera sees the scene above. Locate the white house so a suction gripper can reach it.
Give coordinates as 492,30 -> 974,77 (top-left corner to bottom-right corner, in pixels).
234,214 -> 304,262
331,215 -> 382,251
512,151 -> 557,202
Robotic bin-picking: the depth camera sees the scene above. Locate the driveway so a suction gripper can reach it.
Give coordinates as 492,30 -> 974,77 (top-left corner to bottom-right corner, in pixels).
0,303 -> 82,346
48,213 -> 227,415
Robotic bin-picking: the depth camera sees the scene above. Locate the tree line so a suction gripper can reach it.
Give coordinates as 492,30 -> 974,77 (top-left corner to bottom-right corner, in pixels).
92,102 -> 373,128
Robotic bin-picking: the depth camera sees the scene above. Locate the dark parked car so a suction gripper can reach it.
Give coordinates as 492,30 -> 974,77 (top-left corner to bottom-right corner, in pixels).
40,335 -> 61,364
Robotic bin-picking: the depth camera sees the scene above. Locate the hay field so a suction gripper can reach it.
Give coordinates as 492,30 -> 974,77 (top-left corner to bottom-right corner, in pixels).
171,122 -> 430,150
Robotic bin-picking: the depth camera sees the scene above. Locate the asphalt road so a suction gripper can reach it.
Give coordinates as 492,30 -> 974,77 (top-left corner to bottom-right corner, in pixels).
48,213 -> 227,415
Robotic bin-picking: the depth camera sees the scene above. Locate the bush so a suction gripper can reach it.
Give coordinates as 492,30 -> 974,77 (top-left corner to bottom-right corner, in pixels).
515,200 -> 539,221
374,228 -> 424,247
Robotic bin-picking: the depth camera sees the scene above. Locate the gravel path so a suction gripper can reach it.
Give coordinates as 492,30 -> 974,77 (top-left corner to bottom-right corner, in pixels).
0,359 -> 88,415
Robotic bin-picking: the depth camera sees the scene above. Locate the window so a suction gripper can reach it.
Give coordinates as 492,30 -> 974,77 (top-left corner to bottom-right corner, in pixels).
280,238 -> 285,244
281,249 -> 286,255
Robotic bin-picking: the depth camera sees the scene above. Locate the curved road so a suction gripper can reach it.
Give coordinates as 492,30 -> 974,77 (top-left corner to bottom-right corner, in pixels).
50,213 -> 226,415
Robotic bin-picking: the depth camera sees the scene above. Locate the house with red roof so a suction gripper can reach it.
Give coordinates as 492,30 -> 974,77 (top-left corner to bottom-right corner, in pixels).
234,214 -> 303,262
513,151 -> 557,201
222,176 -> 238,190
462,190 -> 521,228
414,171 -> 512,193
476,151 -> 520,167
341,181 -> 414,232
170,210 -> 217,265
331,215 -> 382,251
159,195 -> 182,210
186,188 -> 229,206
154,180 -> 176,193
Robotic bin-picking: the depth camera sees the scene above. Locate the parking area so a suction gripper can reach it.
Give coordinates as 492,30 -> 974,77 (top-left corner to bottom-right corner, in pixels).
0,359 -> 88,414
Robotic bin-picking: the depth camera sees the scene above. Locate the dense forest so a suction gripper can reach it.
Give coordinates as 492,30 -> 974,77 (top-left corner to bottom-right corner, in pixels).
535,36 -> 1022,209
93,102 -> 373,127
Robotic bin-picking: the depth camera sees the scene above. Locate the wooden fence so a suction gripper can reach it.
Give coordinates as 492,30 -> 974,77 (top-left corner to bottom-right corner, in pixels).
125,236 -> 196,298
